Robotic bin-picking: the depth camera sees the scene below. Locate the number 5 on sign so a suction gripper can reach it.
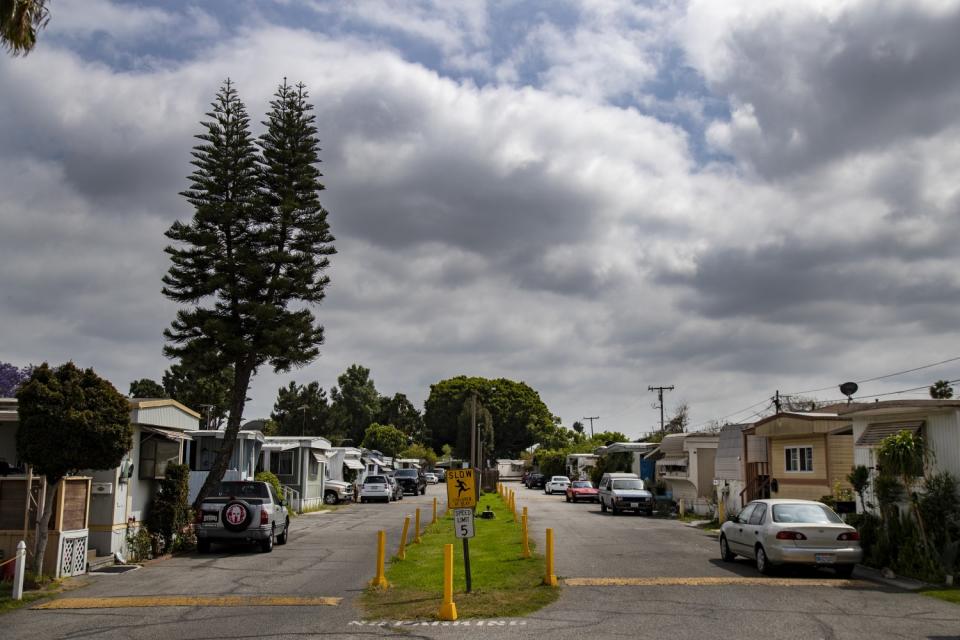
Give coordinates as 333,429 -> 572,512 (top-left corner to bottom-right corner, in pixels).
454,509 -> 475,539
446,469 -> 476,509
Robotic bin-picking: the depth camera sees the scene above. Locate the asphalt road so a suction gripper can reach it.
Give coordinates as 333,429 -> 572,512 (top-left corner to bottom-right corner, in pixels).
5,482 -> 960,640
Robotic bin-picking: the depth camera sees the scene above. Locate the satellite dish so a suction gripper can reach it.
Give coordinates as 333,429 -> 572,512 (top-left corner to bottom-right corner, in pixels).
839,382 -> 858,401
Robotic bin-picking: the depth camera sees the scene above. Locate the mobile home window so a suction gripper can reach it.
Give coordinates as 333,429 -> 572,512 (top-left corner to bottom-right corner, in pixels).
139,435 -> 181,480
784,446 -> 813,472
309,456 -> 319,480
273,451 -> 294,476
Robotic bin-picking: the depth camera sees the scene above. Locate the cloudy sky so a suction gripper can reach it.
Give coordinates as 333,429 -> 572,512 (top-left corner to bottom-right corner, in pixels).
3,0 -> 960,438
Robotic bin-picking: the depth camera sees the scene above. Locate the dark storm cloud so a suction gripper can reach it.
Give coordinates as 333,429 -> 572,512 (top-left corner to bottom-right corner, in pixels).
658,232 -> 960,333
699,3 -> 960,176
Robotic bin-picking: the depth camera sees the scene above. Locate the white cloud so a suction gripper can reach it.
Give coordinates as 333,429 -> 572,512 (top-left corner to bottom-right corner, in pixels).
3,2 -> 960,439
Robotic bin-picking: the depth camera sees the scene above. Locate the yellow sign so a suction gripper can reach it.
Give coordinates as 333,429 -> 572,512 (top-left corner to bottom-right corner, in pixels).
445,468 -> 476,509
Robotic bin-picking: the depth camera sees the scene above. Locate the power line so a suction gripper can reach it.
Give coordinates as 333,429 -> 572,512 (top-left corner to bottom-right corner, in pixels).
648,385 -> 674,433
787,355 -> 960,395
688,396 -> 771,431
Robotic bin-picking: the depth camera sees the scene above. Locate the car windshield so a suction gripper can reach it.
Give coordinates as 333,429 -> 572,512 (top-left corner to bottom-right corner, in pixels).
365,476 -> 386,484
772,504 -> 843,524
572,481 -> 593,488
612,479 -> 644,490
395,470 -> 418,477
212,482 -> 269,498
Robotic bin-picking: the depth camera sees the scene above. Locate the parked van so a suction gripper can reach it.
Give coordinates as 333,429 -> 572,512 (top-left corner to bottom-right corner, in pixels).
598,472 -> 654,515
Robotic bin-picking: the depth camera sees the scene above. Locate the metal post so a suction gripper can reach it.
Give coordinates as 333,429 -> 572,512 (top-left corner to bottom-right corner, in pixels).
462,538 -> 472,593
432,497 -> 438,524
470,393 -> 477,471
414,508 -> 422,544
13,540 -> 26,600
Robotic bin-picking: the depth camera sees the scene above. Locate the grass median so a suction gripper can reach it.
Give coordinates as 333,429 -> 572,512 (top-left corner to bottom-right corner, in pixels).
361,492 -> 559,620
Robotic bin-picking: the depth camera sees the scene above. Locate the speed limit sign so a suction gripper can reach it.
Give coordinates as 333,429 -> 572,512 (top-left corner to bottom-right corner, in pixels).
453,508 -> 475,539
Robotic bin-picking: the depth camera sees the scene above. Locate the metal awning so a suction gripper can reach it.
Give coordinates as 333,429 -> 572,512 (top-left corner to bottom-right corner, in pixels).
656,456 -> 688,467
141,426 -> 193,442
312,451 -> 328,464
856,421 -> 923,447
262,442 -> 299,452
344,459 -> 364,470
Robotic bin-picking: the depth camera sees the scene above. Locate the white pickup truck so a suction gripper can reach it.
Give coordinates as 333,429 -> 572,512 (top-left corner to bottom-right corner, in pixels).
195,481 -> 289,553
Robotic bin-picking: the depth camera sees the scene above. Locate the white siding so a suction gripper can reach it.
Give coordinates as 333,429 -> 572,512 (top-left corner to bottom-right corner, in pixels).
926,410 -> 960,477
131,406 -> 199,431
715,425 -> 745,481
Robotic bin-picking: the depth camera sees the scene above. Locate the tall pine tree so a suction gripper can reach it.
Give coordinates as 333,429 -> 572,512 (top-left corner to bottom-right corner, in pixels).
163,79 -> 335,508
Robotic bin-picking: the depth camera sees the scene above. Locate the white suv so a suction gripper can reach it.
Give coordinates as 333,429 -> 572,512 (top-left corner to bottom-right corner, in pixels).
544,475 -> 571,494
359,475 -> 391,503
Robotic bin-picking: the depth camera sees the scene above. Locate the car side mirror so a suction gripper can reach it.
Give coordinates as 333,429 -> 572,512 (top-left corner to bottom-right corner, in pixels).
278,499 -> 285,507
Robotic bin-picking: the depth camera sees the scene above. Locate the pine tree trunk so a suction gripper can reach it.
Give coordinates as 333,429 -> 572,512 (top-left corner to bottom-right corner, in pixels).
192,362 -> 254,510
32,477 -> 61,575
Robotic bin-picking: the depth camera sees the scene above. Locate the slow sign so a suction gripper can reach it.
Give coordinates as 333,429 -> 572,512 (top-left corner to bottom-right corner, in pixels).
446,468 -> 477,509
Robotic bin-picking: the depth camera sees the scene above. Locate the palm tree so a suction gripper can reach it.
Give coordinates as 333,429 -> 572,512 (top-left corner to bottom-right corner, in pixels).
930,380 -> 954,399
847,465 -> 871,513
1,0 -> 50,56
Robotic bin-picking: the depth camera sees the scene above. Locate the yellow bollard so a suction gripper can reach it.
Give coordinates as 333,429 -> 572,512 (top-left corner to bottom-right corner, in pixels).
397,516 -> 410,560
543,528 -> 557,586
521,512 -> 531,558
414,508 -> 422,543
718,498 -> 726,525
370,530 -> 388,589
438,543 -> 458,620
432,497 -> 438,524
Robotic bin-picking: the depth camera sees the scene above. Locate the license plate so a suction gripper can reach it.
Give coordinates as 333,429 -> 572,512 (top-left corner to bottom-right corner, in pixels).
203,514 -> 217,523
629,503 -> 638,508
815,553 -> 836,564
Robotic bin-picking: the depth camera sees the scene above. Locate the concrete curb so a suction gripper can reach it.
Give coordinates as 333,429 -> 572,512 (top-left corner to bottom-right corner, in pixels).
854,564 -> 933,591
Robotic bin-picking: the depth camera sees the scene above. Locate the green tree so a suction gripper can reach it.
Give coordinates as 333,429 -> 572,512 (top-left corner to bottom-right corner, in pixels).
362,423 -> 407,457
664,403 -> 689,434
16,362 -> 132,573
878,430 -> 928,546
572,421 -> 584,434
423,376 -> 556,458
930,380 -> 954,399
163,79 -> 335,509
147,463 -> 191,553
399,443 -> 438,467
271,380 -> 330,436
1,0 -> 49,56
377,392 -> 424,438
534,449 -> 567,478
329,365 -> 381,445
162,362 -> 233,429
129,378 -> 167,398
847,465 -> 871,513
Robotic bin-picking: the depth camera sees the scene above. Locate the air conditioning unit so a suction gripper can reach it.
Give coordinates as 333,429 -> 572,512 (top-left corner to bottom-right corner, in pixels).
92,482 -> 113,495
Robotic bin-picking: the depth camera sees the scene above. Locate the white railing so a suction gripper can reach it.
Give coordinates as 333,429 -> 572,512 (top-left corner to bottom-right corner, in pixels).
282,486 -> 301,513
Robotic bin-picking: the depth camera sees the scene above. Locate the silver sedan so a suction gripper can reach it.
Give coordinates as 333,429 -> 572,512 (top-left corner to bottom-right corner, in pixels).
719,499 -> 862,577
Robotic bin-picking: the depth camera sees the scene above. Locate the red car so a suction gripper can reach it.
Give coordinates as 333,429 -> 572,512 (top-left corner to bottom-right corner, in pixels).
565,480 -> 599,503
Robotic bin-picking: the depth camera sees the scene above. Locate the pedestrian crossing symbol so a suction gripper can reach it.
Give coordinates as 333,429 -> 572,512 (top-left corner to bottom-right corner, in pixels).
446,468 -> 476,509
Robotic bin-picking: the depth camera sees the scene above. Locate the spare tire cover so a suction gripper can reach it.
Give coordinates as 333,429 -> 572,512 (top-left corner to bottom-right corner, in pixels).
222,501 -> 253,532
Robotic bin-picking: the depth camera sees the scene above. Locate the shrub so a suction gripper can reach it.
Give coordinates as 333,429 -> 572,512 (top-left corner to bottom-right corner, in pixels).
147,463 -> 191,552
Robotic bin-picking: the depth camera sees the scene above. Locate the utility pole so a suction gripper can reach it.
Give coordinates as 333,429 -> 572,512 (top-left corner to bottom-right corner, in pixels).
470,392 -> 477,470
773,390 -> 781,414
298,405 -> 309,436
648,385 -> 674,433
582,416 -> 599,438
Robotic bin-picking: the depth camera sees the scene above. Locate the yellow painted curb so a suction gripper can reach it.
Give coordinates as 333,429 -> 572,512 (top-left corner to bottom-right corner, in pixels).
33,595 -> 342,610
564,577 -> 870,588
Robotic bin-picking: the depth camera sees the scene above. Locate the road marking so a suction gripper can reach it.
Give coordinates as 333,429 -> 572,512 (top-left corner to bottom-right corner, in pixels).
33,595 -> 342,610
565,577 -> 870,587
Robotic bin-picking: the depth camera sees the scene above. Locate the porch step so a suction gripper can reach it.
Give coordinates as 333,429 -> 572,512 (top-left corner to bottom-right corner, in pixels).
87,555 -> 115,572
